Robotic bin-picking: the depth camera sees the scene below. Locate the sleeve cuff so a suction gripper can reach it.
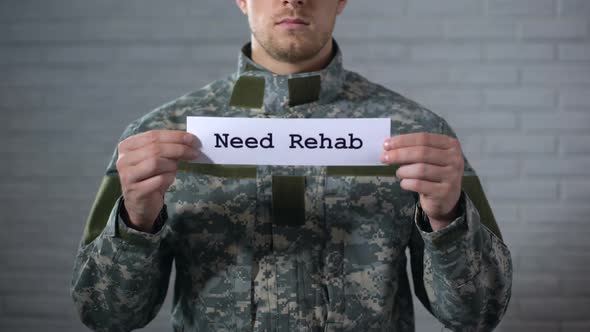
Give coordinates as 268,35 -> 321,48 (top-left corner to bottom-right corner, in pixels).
415,191 -> 485,288
414,191 -> 470,251
114,197 -> 167,247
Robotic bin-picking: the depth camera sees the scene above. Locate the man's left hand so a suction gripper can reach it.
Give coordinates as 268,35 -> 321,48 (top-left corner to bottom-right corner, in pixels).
380,133 -> 464,231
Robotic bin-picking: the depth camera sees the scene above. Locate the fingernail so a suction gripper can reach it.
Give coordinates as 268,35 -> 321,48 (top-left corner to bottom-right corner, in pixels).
184,134 -> 196,145
383,139 -> 391,149
380,153 -> 389,163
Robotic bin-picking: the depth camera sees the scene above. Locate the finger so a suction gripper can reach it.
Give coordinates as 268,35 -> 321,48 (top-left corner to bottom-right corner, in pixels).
384,133 -> 457,151
132,173 -> 177,196
124,157 -> 178,184
118,143 -> 199,166
381,146 -> 451,166
395,163 -> 450,183
399,178 -> 446,196
119,130 -> 197,152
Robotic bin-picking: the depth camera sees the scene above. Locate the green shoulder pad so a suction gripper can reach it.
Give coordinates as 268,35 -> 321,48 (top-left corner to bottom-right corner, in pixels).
462,175 -> 503,240
82,175 -> 122,245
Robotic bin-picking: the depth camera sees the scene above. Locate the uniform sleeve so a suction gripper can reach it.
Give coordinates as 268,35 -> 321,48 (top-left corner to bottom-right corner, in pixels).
408,119 -> 513,331
70,121 -> 174,332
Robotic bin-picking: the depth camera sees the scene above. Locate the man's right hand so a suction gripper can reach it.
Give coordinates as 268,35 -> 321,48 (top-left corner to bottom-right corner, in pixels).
116,130 -> 199,232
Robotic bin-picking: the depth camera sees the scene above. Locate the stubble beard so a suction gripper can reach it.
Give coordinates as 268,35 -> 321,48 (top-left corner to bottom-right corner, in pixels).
252,19 -> 332,64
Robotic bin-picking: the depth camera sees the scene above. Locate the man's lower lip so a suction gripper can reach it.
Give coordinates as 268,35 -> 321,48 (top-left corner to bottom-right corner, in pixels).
278,22 -> 308,29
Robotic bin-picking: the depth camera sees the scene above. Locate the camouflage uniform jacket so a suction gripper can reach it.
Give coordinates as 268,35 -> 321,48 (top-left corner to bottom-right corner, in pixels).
71,42 -> 512,332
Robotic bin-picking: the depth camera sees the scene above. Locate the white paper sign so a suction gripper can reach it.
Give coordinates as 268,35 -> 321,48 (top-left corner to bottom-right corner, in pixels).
186,117 -> 391,166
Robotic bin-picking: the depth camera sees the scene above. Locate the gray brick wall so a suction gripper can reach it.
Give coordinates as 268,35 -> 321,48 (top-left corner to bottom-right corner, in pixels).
1,0 -> 588,331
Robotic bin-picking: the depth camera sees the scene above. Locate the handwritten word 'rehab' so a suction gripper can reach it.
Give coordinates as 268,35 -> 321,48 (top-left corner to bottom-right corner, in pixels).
214,133 -> 364,150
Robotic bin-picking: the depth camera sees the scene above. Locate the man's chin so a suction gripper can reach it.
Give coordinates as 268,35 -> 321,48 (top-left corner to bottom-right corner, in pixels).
272,40 -> 320,61
273,48 -> 318,63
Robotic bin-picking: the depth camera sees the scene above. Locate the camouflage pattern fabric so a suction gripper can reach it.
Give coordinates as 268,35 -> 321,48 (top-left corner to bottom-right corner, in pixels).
71,42 -> 512,331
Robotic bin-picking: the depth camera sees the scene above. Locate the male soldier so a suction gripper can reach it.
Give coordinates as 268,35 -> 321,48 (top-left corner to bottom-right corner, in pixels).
71,0 -> 512,331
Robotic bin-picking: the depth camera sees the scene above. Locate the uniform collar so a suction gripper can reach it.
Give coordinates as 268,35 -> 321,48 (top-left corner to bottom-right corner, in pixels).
229,40 -> 345,112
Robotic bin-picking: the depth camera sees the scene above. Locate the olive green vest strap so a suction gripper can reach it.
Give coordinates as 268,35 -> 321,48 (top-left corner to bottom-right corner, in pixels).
462,175 -> 503,240
272,176 -> 306,226
326,165 -> 399,177
178,162 -> 257,178
82,175 -> 122,245
178,164 -> 400,178
229,76 -> 265,109
288,75 -> 321,107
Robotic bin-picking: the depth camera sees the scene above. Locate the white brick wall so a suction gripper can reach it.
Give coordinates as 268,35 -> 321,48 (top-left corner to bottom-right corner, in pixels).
1,0 -> 589,331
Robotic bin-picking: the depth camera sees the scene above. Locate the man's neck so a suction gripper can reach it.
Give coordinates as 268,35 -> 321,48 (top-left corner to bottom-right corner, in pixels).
250,37 -> 334,75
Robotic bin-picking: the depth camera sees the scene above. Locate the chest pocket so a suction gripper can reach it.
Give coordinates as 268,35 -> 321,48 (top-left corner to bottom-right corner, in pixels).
166,162 -> 257,331
167,162 -> 257,237
322,166 -> 415,329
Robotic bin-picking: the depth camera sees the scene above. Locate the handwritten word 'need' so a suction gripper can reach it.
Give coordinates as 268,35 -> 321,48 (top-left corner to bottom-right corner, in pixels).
214,133 -> 363,150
